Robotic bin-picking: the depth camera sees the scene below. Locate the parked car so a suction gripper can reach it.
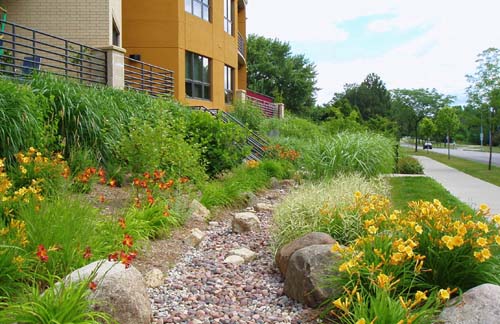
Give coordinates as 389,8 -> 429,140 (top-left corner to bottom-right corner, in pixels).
423,141 -> 433,149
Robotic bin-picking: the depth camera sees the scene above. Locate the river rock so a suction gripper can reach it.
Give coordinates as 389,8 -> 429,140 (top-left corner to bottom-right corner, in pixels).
232,212 -> 261,233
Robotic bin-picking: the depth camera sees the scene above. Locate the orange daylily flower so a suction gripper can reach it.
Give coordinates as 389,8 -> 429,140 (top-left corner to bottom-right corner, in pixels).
89,281 -> 97,291
109,179 -> 117,187
36,244 -> 48,262
122,234 -> 133,247
83,246 -> 92,259
118,217 -> 126,229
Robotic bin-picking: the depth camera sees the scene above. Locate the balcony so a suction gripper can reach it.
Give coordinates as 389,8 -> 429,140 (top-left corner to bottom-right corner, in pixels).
237,32 -> 246,66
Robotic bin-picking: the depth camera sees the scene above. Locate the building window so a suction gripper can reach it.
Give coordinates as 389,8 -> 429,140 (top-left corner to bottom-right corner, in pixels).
186,52 -> 211,100
224,0 -> 233,35
112,20 -> 120,46
224,65 -> 234,104
185,0 -> 210,22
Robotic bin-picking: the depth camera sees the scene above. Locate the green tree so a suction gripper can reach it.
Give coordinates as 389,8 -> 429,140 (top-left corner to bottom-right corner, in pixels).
247,34 -> 318,114
332,74 -> 391,121
419,117 -> 436,141
435,107 -> 461,159
390,88 -> 454,151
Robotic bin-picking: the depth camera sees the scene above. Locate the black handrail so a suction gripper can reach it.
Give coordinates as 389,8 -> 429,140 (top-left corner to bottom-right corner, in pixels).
124,56 -> 174,97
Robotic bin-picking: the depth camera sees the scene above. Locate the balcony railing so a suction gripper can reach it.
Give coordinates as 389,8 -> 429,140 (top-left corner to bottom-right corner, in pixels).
238,32 -> 245,60
0,20 -> 107,84
124,56 -> 174,97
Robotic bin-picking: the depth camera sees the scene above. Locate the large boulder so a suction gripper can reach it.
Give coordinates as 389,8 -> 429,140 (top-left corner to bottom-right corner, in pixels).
189,199 -> 210,221
232,212 -> 261,233
438,283 -> 500,324
65,260 -> 151,324
276,232 -> 336,276
254,202 -> 274,213
284,244 -> 342,308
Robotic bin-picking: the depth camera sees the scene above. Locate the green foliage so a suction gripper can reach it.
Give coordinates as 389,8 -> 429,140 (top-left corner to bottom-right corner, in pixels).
436,106 -> 461,138
260,115 -> 322,140
230,100 -> 265,131
0,79 -> 47,162
396,156 -> 424,174
0,244 -> 30,300
19,197 -> 117,278
418,117 -> 436,140
300,132 -> 395,179
271,174 -> 389,251
0,277 -> 115,324
185,111 -> 250,177
247,34 -> 318,114
124,204 -> 182,240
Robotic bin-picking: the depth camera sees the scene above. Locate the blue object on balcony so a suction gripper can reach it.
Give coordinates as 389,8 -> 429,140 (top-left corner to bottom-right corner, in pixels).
22,56 -> 42,74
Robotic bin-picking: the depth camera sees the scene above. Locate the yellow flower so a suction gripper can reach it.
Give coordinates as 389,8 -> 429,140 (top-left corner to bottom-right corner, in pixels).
19,166 -> 27,174
331,242 -> 343,253
492,214 -> 500,224
495,235 -> 500,245
13,255 -> 24,268
441,235 -> 455,250
364,219 -> 375,228
390,252 -> 404,265
415,290 -> 428,303
354,191 -> 363,199
438,289 -> 450,302
451,235 -> 464,248
332,297 -> 350,313
478,204 -> 490,215
477,222 -> 489,233
376,273 -> 390,289
367,225 -> 378,235
414,224 -> 423,234
476,237 -> 488,247
355,319 -> 366,324
474,248 -> 492,262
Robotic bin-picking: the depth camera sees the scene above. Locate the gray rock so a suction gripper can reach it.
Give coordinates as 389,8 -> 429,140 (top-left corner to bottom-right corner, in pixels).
229,247 -> 257,262
284,244 -> 342,308
232,212 -> 261,233
240,191 -> 258,207
269,177 -> 280,189
190,199 -> 210,221
184,228 -> 206,248
276,232 -> 336,276
65,260 -> 151,324
438,283 -> 500,324
144,268 -> 164,288
254,203 -> 274,213
223,255 -> 245,265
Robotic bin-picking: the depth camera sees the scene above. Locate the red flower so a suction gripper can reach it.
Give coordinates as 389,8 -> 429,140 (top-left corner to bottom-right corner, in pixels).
133,178 -> 140,187
99,177 -> 106,184
89,167 -> 97,175
179,176 -> 190,184
89,281 -> 97,291
147,195 -> 155,205
98,168 -> 106,177
108,251 -> 119,262
122,234 -> 133,248
166,179 -> 174,188
143,172 -> 150,179
153,170 -> 164,181
36,244 -> 48,262
118,217 -> 126,229
134,197 -> 141,208
120,251 -> 133,268
99,195 -> 105,203
140,180 -> 148,189
109,179 -> 117,187
83,246 -> 92,259
128,251 -> 138,260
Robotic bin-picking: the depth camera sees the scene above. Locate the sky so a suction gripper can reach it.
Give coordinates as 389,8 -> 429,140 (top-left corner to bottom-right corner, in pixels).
246,0 -> 500,105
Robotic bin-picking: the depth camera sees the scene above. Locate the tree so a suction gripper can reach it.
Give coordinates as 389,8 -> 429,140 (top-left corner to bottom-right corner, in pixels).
247,34 -> 318,114
466,48 -> 500,169
435,107 -> 461,159
332,74 -> 391,121
390,89 -> 454,151
419,117 -> 436,141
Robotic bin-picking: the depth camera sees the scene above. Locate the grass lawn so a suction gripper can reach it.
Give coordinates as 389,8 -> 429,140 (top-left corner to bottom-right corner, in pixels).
389,176 -> 474,216
401,147 -> 500,187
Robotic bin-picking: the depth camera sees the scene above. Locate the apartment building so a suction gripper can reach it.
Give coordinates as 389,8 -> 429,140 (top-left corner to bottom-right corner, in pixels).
0,0 -> 122,48
122,0 -> 248,109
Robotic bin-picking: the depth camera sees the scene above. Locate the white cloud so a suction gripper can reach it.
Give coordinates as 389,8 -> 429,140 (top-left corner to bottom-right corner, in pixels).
247,0 -> 500,104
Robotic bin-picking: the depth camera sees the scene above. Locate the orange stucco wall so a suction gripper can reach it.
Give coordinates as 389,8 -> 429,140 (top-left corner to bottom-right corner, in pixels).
122,0 -> 247,110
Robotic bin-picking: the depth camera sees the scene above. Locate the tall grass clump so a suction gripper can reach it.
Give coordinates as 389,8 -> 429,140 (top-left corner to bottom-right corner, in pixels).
271,174 -> 389,252
260,115 -> 322,140
230,100 -> 265,131
301,132 -> 395,178
0,78 -> 47,161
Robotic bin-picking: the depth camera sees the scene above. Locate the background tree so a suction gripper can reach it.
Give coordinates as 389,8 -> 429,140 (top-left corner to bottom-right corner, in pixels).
390,88 -> 454,151
435,107 -> 461,159
419,117 -> 436,142
247,34 -> 318,114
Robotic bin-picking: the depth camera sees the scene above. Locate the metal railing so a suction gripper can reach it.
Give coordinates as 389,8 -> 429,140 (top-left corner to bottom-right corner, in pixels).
0,20 -> 107,84
247,94 -> 279,118
124,56 -> 174,97
238,32 -> 245,59
191,106 -> 269,160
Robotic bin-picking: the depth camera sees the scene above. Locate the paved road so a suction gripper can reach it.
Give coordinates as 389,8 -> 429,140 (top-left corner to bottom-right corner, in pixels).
403,143 -> 500,167
414,156 -> 500,216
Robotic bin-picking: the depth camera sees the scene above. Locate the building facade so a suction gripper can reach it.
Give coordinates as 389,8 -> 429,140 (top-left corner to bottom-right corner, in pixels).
1,0 -> 122,48
122,0 -> 247,109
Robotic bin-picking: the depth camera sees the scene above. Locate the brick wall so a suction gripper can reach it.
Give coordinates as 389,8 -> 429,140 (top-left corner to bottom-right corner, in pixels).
2,0 -> 114,48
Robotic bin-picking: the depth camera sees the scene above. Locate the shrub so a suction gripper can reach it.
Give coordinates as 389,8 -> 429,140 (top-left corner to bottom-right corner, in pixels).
259,115 -> 322,139
397,156 -> 424,174
185,111 -> 250,177
230,100 -> 265,131
271,174 -> 389,251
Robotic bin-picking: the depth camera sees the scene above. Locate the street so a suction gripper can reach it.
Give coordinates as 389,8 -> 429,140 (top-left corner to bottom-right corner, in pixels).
423,147 -> 500,167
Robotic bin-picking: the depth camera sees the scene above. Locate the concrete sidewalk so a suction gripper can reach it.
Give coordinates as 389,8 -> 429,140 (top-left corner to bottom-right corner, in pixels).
413,156 -> 500,216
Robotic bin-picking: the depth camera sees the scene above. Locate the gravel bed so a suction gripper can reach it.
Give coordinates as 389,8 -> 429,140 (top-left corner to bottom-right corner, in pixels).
149,188 -> 321,324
